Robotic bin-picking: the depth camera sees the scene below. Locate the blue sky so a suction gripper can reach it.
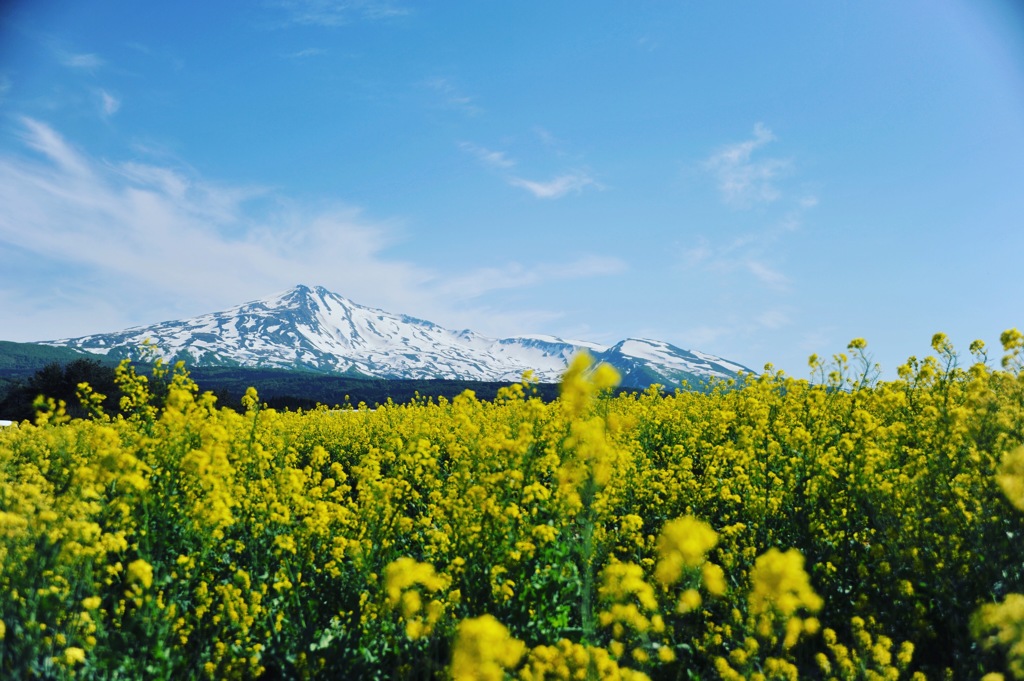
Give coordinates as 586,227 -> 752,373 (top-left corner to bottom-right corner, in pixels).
1,1 -> 1023,378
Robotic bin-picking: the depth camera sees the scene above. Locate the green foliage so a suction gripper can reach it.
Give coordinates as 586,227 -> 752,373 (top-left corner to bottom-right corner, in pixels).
0,358 -> 122,421
185,366 -> 562,411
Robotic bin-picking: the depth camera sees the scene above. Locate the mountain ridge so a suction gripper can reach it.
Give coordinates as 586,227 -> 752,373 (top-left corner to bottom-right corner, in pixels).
39,284 -> 754,389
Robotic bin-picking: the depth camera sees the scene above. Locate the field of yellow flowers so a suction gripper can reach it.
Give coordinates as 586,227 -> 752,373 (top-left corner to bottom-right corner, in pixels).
3,331 -> 1024,680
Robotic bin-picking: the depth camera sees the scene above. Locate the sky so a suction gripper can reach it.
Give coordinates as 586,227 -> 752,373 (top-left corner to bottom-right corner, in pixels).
1,0 -> 1023,379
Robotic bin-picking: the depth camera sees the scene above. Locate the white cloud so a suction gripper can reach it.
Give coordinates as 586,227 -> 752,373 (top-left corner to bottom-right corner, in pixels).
99,90 -> 121,116
745,260 -> 790,289
637,36 -> 660,52
705,123 -> 790,208
460,137 -> 601,200
437,255 -> 626,300
458,142 -> 515,169
677,324 -> 733,349
508,172 -> 599,199
557,255 -> 627,279
757,308 -> 791,330
267,0 -> 408,26
62,53 -> 104,70
673,310 -> 794,369
678,233 -> 790,291
681,237 -> 713,267
424,77 -> 481,116
533,127 -> 558,146
0,120 -> 425,320
287,48 -> 328,58
0,119 -> 624,342
682,135 -> 818,291
16,117 -> 94,178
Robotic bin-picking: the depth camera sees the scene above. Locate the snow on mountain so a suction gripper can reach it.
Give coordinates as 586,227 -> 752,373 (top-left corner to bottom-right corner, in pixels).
40,285 -> 754,388
594,339 -> 752,388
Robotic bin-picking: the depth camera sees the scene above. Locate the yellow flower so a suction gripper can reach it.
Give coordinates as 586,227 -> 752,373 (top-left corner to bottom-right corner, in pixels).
655,516 -> 718,586
600,562 -> 659,613
702,562 -> 727,597
677,588 -> 702,614
896,641 -> 914,668
384,557 -> 448,608
559,353 -> 620,417
406,619 -> 424,640
127,559 -> 153,590
748,548 -> 822,618
997,446 -> 1024,513
973,593 -> 1024,679
450,614 -> 525,681
64,647 -> 86,665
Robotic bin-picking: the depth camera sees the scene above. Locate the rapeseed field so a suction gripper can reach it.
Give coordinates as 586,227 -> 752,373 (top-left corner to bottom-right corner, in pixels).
3,332 -> 1024,679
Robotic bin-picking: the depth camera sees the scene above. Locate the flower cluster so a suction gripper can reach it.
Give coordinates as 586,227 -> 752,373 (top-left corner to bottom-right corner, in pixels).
1,331 -> 1023,679
384,557 -> 450,640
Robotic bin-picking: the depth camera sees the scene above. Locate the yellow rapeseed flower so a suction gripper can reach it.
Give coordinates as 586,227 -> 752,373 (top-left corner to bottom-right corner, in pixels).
64,647 -> 86,665
997,446 -> 1024,513
450,614 -> 525,681
748,548 -> 822,618
654,516 -> 718,586
127,559 -> 153,590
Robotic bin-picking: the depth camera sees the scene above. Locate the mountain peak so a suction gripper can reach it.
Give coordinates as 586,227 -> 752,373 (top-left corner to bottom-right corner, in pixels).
279,284 -> 327,303
41,286 -> 753,388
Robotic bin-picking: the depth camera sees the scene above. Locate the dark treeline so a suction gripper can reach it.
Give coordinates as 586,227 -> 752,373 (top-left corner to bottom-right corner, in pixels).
188,366 -> 562,410
0,358 -> 124,421
0,359 -> 564,421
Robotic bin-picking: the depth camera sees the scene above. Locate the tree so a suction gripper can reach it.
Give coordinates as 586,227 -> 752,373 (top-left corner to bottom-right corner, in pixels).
0,358 -> 121,421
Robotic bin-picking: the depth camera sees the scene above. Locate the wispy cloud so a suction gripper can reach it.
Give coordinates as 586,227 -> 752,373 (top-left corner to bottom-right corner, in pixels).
675,324 -> 734,350
267,0 -> 409,26
683,125 -> 818,292
460,138 -> 602,201
674,308 -> 793,367
680,233 -> 791,291
507,171 -> 599,199
424,77 -> 481,116
0,119 -> 623,341
62,53 -> 104,70
16,117 -> 94,178
704,123 -> 790,208
0,119 -> 423,318
744,260 -> 790,288
636,36 -> 660,52
458,142 -> 515,169
437,255 -> 626,300
757,308 -> 791,330
286,47 -> 328,58
98,90 -> 121,117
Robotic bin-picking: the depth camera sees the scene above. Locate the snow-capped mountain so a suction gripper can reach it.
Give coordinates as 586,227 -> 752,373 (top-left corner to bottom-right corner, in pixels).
40,285 -> 753,388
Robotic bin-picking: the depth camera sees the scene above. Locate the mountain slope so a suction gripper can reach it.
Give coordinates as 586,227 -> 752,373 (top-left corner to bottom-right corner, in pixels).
0,341 -> 113,379
40,285 -> 754,389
